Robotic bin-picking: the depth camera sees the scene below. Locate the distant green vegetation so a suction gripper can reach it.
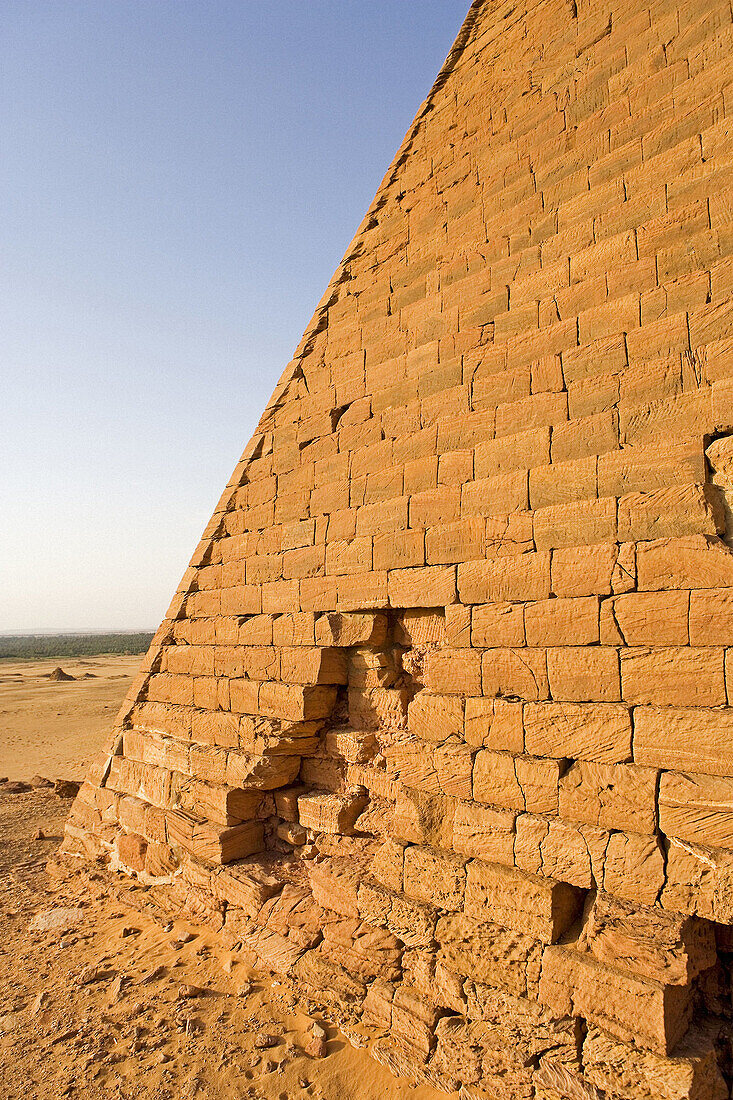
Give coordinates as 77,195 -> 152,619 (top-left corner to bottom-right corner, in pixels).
0,633 -> 154,660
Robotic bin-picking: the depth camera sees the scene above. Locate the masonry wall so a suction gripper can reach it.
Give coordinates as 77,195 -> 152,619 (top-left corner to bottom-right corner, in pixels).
64,0 -> 733,1096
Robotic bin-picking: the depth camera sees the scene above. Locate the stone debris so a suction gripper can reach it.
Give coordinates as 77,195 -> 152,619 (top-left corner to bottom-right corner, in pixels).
56,0 -> 733,1096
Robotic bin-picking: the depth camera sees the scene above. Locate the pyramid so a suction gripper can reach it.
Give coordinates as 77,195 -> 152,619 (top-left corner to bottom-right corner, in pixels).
64,0 -> 733,1093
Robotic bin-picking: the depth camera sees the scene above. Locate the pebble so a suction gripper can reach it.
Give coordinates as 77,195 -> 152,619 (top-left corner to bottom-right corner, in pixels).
254,1031 -> 279,1049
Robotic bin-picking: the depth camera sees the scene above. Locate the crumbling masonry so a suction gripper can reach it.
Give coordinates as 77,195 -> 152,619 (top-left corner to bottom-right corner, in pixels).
64,0 -> 733,1095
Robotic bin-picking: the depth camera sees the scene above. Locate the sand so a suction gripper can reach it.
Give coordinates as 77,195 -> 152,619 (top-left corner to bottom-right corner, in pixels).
0,657 -> 451,1100
0,654 -> 141,781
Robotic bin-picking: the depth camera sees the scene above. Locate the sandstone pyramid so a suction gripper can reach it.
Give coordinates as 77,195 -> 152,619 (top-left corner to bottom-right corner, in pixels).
64,0 -> 733,1094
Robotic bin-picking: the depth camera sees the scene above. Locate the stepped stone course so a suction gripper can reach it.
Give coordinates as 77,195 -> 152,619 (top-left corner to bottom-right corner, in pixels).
63,0 -> 733,1094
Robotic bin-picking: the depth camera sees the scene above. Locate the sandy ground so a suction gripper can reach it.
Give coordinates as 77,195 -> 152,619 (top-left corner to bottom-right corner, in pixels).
0,654 -> 141,780
0,658 -> 451,1100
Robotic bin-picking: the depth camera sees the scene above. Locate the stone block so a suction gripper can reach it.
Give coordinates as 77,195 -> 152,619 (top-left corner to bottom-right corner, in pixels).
464,860 -> 584,943
458,553 -> 551,603
559,761 -> 658,833
524,702 -> 632,763
403,845 -> 466,911
464,698 -> 524,751
636,535 -> 733,591
514,814 -> 608,890
634,705 -> 733,776
424,650 -> 482,695
689,589 -> 733,644
534,497 -> 617,550
578,892 -> 717,986
659,771 -> 733,850
602,831 -> 666,907
547,647 -> 621,701
451,802 -> 516,865
620,647 -> 726,706
600,591 -> 690,645
524,596 -> 600,646
405,690 -> 462,743
471,601 -> 525,647
436,913 -> 542,997
582,1025 -> 729,1100
481,647 -> 549,700
297,791 -> 368,835
388,565 -> 457,608
473,751 -> 559,814
539,946 -> 692,1055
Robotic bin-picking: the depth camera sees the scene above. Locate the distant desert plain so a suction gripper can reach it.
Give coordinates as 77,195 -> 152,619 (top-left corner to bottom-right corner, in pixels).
0,653 -> 139,781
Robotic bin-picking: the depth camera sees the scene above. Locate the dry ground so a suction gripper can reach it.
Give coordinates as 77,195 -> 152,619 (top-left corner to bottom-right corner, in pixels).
0,657 -> 448,1100
0,654 -> 141,780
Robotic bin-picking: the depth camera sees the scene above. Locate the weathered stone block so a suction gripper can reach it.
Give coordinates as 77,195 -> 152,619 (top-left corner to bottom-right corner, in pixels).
464,860 -> 584,943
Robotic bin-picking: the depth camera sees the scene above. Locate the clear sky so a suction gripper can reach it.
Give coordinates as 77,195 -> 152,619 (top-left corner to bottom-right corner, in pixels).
1,1 -> 470,634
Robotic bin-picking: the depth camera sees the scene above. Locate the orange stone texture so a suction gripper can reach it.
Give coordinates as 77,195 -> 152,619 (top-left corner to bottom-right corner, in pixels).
63,0 -> 733,1095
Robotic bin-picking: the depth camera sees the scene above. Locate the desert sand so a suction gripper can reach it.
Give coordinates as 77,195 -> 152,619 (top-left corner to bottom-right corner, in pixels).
0,654 -> 141,781
0,658 -> 449,1100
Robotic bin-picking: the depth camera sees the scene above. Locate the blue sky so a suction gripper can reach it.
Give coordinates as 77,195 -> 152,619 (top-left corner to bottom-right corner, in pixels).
0,1 -> 470,633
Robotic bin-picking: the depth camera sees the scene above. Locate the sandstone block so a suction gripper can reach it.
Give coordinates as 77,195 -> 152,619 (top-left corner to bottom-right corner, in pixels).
390,986 -> 442,1057
481,647 -> 549,700
424,650 -> 481,695
278,646 -> 348,685
369,837 -> 406,892
464,860 -> 584,943
165,812 -> 264,864
471,601 -> 525,647
324,729 -> 377,763
524,702 -> 632,763
436,913 -> 542,997
458,553 -> 551,603
473,751 -> 559,814
602,831 -> 666,907
297,790 -> 368,835
258,682 -> 337,722
582,1025 -> 729,1100
634,706 -> 733,776
689,589 -> 733,644
395,608 -> 446,645
514,814 -> 608,890
559,761 -> 658,833
533,497 -> 617,550
216,865 -> 283,916
550,543 -> 622,598
308,859 -> 360,918
600,591 -> 690,645
618,485 -> 722,542
117,831 -> 147,872
659,771 -> 733,850
451,802 -> 516,865
349,686 -> 409,730
388,565 -> 456,608
578,892 -> 717,986
524,596 -> 600,646
637,535 -> 733,590
547,647 -> 621,701
539,946 -> 691,1055
620,646 -> 726,706
403,844 -> 466,911
225,752 -> 301,790
464,698 -> 524,751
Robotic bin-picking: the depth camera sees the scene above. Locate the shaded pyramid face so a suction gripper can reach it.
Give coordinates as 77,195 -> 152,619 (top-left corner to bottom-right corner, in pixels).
65,0 -> 733,1093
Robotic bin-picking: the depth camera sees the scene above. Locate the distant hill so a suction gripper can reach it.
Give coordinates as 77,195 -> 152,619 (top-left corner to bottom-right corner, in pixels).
0,633 -> 154,660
